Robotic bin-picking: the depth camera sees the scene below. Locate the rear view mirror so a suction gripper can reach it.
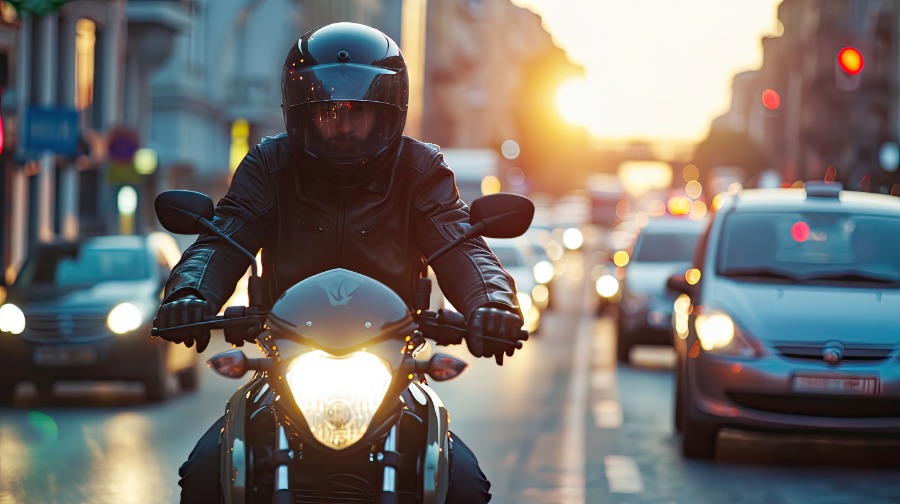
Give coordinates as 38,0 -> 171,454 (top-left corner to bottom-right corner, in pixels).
666,273 -> 696,296
154,190 -> 215,235
469,193 -> 535,239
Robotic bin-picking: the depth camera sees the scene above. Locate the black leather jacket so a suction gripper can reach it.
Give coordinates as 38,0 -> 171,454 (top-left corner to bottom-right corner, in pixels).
163,134 -> 520,318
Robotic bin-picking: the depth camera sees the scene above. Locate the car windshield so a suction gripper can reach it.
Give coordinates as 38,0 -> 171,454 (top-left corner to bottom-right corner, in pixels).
717,212 -> 900,285
632,231 -> 700,263
15,247 -> 149,288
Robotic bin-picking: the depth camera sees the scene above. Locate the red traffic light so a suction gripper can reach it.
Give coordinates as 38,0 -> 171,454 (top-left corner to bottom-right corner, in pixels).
837,47 -> 864,75
761,88 -> 781,110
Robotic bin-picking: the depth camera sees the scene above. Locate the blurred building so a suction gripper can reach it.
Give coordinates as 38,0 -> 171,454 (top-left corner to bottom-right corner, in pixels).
2,0 -> 190,282
1,0 -> 579,281
423,0 -> 587,195
703,0 -> 900,194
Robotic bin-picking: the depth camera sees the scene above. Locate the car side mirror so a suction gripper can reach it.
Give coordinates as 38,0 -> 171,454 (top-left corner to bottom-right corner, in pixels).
666,273 -> 696,296
154,190 -> 215,235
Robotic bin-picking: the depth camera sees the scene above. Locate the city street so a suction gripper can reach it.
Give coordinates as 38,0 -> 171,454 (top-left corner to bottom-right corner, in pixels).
2,249 -> 900,503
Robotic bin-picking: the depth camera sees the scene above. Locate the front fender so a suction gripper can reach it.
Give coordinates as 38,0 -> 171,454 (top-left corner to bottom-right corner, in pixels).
408,381 -> 451,503
221,374 -> 270,504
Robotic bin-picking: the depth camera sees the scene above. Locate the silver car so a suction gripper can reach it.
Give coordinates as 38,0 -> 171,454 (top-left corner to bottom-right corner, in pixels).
616,216 -> 706,363
669,182 -> 900,459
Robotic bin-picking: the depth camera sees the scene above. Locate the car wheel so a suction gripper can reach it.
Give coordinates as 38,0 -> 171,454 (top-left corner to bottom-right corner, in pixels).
177,366 -> 200,392
0,381 -> 15,407
615,314 -> 631,363
673,363 -> 684,433
144,348 -> 170,403
680,382 -> 717,460
34,380 -> 55,402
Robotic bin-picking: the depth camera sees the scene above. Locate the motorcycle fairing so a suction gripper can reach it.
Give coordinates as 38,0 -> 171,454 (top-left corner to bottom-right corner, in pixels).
267,268 -> 414,354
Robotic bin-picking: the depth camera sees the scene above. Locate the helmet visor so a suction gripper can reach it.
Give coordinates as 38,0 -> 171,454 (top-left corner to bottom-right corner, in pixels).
283,64 -> 408,110
287,100 -> 404,162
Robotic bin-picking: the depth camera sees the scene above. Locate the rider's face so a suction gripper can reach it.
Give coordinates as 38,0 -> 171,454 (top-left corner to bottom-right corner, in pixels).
312,101 -> 377,148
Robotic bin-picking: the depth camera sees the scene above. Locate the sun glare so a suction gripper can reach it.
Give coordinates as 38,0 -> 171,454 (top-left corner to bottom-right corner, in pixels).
513,0 -> 782,143
556,78 -> 592,126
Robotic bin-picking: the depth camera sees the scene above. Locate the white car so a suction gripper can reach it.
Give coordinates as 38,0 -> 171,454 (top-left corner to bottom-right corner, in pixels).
483,237 -> 542,334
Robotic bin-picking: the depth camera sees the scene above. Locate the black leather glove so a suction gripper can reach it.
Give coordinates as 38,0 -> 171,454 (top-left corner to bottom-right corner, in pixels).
153,294 -> 216,353
465,306 -> 525,365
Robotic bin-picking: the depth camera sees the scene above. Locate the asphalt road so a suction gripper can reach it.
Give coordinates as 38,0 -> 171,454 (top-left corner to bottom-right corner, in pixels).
2,249 -> 900,503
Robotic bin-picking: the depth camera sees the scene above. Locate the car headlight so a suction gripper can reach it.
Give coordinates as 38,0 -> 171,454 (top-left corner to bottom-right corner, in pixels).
0,303 -> 25,334
286,350 -> 392,450
107,303 -> 142,335
595,274 -> 619,298
694,311 -> 756,357
533,260 -> 555,284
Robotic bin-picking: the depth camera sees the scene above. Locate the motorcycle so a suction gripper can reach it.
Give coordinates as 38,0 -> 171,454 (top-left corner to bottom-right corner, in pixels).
151,189 -> 534,504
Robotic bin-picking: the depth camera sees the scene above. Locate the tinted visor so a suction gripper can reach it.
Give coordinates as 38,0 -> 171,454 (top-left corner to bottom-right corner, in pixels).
287,101 -> 404,162
282,63 -> 408,110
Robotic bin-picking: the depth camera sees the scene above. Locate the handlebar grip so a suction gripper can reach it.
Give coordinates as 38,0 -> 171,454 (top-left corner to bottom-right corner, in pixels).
436,308 -> 466,328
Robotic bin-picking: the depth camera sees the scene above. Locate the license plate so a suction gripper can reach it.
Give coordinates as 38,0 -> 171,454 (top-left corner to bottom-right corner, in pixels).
791,376 -> 879,396
33,346 -> 98,367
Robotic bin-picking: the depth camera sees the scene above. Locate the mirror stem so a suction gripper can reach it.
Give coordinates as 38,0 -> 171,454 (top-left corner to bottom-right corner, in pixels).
423,222 -> 486,267
197,219 -> 258,278
197,219 -> 263,307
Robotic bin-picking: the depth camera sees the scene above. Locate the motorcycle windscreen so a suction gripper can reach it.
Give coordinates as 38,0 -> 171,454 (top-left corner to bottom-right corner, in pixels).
267,268 -> 413,352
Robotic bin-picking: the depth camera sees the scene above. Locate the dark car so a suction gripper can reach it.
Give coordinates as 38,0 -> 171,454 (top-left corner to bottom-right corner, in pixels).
669,182 -> 900,459
0,233 -> 199,404
615,216 -> 707,363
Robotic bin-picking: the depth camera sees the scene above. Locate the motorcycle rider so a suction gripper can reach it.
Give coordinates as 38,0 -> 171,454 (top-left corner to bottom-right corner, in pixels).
154,22 -> 524,503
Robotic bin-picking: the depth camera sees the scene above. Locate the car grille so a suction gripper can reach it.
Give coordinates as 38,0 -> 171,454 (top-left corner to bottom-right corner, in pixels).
23,313 -> 110,343
775,344 -> 894,362
728,392 -> 900,418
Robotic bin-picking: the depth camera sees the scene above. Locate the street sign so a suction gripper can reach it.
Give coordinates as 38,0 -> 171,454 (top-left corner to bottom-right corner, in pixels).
107,128 -> 140,163
22,106 -> 80,155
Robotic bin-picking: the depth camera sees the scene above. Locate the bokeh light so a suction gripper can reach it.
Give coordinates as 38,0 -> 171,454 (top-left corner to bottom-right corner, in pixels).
500,139 -> 521,160
685,268 -> 702,285
685,180 -> 703,199
682,164 -> 699,182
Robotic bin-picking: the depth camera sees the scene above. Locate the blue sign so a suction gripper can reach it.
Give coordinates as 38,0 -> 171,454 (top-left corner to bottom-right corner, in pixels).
23,106 -> 80,155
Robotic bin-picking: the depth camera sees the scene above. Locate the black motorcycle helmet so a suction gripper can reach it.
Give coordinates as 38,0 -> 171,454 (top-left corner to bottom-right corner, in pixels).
282,22 -> 409,188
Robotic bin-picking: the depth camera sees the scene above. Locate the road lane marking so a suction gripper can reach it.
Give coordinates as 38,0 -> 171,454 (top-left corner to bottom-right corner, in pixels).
603,455 -> 644,494
591,369 -> 615,390
593,400 -> 623,429
557,314 -> 592,503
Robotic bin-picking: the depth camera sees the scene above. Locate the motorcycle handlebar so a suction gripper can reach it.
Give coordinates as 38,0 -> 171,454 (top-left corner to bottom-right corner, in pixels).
151,308 -> 527,350
416,309 -> 527,349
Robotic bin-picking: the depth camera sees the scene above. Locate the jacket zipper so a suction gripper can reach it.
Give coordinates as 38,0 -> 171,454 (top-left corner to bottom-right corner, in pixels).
336,191 -> 348,263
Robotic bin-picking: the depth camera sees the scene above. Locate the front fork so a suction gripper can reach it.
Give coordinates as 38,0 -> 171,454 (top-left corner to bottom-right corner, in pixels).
269,423 -> 401,504
271,425 -> 292,504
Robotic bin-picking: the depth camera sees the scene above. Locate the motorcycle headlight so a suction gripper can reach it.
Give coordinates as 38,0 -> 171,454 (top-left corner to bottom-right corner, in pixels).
107,303 -> 142,335
0,303 -> 25,334
285,350 -> 393,450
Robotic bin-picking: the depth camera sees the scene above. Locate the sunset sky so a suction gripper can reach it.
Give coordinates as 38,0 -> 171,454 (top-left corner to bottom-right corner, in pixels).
511,0 -> 784,144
